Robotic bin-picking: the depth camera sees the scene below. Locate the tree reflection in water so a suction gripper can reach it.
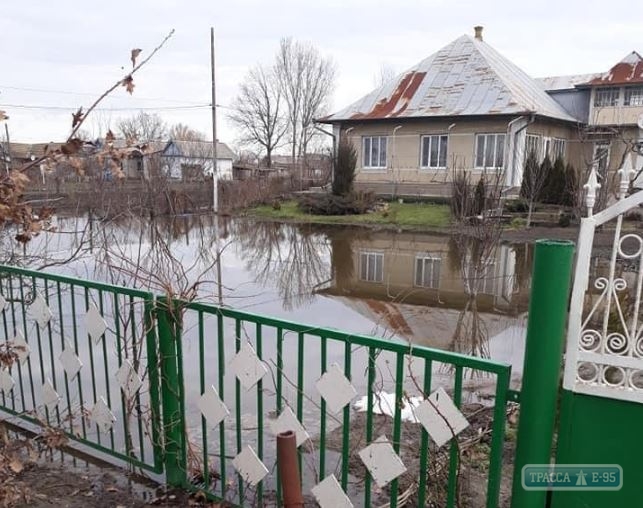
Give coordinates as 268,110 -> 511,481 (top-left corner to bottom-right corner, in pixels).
232,220 -> 332,311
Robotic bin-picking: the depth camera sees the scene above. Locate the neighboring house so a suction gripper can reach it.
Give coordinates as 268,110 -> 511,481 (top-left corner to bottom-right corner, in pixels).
319,26 -> 643,193
4,142 -> 64,183
160,140 -> 235,181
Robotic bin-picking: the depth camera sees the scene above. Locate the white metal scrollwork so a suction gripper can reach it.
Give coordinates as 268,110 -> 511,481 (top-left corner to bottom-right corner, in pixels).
563,156 -> 643,402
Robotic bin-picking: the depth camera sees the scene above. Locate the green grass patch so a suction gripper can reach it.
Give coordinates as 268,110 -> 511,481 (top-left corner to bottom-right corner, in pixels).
246,200 -> 451,228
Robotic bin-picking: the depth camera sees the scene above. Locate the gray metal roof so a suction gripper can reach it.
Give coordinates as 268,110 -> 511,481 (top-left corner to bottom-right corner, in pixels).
536,73 -> 601,91
322,34 -> 577,123
165,140 -> 236,160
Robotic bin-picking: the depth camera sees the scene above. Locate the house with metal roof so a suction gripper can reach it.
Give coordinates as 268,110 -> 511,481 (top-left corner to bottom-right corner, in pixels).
319,27 -> 643,195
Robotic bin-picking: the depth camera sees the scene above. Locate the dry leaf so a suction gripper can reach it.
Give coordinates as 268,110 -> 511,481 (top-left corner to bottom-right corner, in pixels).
72,107 -> 84,128
122,75 -> 135,95
106,486 -> 118,492
9,456 -> 23,473
131,48 -> 142,67
0,110 -> 9,121
105,129 -> 115,144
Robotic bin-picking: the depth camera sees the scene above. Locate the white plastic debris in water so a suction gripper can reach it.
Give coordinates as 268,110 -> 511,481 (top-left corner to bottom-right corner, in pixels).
353,391 -> 423,423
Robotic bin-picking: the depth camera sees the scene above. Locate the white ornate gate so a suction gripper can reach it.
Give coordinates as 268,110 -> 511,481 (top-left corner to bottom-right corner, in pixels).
563,157 -> 643,402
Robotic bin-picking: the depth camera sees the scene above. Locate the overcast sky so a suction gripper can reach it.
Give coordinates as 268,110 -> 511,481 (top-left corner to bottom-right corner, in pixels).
1,0 -> 639,151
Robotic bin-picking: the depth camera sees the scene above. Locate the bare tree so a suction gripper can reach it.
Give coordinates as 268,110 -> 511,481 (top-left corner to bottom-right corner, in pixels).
373,62 -> 396,87
169,123 -> 206,141
117,111 -> 168,143
228,65 -> 286,168
275,37 -> 336,163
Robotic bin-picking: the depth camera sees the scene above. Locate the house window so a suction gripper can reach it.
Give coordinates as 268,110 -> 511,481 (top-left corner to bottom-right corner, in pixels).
525,134 -> 541,161
362,136 -> 387,169
414,255 -> 441,288
420,135 -> 448,169
359,251 -> 384,282
550,138 -> 566,161
594,87 -> 619,107
624,86 -> 643,106
475,134 -> 505,170
480,263 -> 497,296
593,141 -> 611,174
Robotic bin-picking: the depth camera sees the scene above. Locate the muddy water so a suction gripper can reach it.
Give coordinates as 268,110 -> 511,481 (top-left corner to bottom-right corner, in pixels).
9,214 -> 535,499
21,214 -> 533,384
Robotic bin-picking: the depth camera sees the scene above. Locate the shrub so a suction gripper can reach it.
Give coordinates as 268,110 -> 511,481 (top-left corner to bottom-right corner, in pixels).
297,191 -> 377,216
558,213 -> 572,227
505,199 -> 529,213
509,217 -> 527,228
473,177 -> 486,216
332,137 -> 358,196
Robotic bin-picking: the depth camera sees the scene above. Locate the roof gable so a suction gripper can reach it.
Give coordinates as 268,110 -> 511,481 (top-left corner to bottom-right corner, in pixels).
163,140 -> 235,160
586,51 -> 643,86
324,35 -> 576,123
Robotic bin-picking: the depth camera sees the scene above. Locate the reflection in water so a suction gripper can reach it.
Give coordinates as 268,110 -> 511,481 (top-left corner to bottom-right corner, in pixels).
231,221 -> 332,311
21,215 -> 531,373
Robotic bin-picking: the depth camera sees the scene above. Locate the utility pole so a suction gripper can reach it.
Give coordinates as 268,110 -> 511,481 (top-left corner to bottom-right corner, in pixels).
210,27 -> 219,214
4,123 -> 11,173
210,27 -> 223,306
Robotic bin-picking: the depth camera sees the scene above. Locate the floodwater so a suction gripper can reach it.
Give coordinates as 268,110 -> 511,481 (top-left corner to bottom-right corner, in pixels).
19,213 -> 532,386
4,213 -> 534,500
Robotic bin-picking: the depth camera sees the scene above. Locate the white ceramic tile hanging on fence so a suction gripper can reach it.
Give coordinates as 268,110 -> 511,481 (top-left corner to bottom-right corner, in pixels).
28,293 -> 52,329
358,435 -> 407,488
232,445 -> 268,486
315,363 -> 357,414
116,360 -> 143,398
12,332 -> 30,365
91,396 -> 116,433
415,387 -> 469,448
269,406 -> 309,447
197,385 -> 230,427
0,369 -> 14,395
85,304 -> 107,344
229,341 -> 268,390
59,342 -> 83,380
42,379 -> 61,411
311,474 -> 354,508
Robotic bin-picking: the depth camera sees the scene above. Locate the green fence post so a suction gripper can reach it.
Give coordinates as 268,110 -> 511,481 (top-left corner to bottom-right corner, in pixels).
157,296 -> 188,487
511,240 -> 574,508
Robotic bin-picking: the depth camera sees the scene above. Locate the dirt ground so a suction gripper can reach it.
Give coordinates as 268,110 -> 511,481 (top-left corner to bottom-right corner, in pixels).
321,403 -> 516,508
3,405 -> 517,508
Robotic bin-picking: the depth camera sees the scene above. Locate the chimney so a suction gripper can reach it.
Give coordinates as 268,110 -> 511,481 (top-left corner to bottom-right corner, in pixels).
474,26 -> 484,41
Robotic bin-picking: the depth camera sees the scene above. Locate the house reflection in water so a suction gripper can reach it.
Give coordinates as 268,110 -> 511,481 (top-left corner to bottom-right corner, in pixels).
317,229 -> 531,368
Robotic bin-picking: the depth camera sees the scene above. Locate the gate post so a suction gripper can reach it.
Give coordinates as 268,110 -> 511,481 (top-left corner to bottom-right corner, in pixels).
511,240 -> 574,508
157,296 -> 188,487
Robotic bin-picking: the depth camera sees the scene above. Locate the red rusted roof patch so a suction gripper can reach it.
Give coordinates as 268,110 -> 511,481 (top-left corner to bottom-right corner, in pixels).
351,71 -> 426,119
587,51 -> 643,86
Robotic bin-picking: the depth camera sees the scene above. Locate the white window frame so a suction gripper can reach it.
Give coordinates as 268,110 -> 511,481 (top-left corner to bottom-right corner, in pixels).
414,254 -> 441,289
550,138 -> 566,161
474,133 -> 506,170
362,136 -> 388,170
480,262 -> 497,296
359,251 -> 384,283
594,87 -> 620,107
525,134 -> 542,162
420,134 -> 448,169
592,141 -> 611,174
624,86 -> 643,107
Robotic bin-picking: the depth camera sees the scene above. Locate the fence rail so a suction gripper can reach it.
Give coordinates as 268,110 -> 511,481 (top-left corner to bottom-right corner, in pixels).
0,265 -> 513,507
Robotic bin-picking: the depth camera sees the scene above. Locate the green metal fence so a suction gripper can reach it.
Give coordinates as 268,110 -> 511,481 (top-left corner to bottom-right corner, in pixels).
0,265 -> 513,507
0,265 -> 163,474
165,299 -> 513,508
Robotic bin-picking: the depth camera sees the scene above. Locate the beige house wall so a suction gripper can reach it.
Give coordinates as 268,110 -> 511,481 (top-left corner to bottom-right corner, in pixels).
340,117 -> 583,186
332,231 -> 530,313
